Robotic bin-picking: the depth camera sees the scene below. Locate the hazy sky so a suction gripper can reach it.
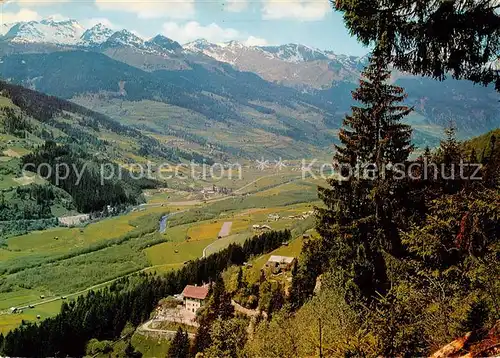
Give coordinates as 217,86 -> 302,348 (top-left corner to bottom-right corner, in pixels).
0,0 -> 370,55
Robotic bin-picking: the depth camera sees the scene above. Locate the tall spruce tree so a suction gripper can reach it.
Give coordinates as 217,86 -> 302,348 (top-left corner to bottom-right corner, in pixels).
167,328 -> 190,358
314,52 -> 414,301
193,276 -> 234,355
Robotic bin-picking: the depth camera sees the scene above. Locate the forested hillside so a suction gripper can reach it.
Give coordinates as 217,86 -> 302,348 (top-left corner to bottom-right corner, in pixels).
0,81 -> 187,237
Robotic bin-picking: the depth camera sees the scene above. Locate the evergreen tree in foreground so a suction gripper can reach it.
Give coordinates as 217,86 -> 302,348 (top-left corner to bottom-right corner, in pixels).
168,328 -> 190,358
311,52 -> 414,301
193,275 -> 235,355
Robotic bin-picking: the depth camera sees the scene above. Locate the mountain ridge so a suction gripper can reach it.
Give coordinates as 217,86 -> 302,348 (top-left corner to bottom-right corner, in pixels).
0,17 -> 498,148
0,18 -> 363,66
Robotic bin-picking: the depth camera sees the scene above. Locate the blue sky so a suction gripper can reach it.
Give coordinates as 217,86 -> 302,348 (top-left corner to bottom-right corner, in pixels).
1,0 -> 369,55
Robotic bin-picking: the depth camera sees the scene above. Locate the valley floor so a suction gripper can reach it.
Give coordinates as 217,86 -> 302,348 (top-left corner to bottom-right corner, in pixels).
0,168 -> 321,334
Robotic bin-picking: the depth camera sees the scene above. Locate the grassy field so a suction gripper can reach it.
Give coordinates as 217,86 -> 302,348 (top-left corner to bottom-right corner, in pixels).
144,189 -> 195,204
0,206 -> 169,275
235,173 -> 302,195
0,207 -> 171,332
131,331 -> 171,358
0,300 -> 62,333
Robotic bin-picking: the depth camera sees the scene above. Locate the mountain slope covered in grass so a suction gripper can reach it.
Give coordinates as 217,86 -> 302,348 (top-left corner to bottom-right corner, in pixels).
0,82 -> 177,237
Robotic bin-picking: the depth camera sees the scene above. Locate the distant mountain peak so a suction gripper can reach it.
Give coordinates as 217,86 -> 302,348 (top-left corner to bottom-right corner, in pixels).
79,23 -> 114,47
221,40 -> 244,48
191,38 -> 210,45
184,39 -> 334,64
258,43 -> 329,63
184,39 -> 217,52
40,18 -> 81,27
3,18 -> 85,45
101,29 -> 146,49
147,35 -> 182,52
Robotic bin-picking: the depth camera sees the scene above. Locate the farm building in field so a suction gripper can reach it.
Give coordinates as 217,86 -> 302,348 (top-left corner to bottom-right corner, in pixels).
268,213 -> 280,221
264,255 -> 296,274
182,285 -> 209,313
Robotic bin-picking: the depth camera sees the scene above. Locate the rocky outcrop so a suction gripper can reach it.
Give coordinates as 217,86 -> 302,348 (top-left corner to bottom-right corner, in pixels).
430,321 -> 500,358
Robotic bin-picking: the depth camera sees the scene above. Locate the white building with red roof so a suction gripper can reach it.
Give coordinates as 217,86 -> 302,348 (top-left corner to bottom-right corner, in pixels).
182,284 -> 209,313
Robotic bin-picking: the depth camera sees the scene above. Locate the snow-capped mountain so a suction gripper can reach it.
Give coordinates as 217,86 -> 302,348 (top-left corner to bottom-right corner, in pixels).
184,39 -> 250,64
182,39 -> 221,54
96,30 -> 190,71
100,30 -> 146,49
0,18 -> 369,88
183,39 -> 367,88
258,44 -> 329,63
3,19 -> 85,45
185,40 -> 348,64
79,24 -> 114,47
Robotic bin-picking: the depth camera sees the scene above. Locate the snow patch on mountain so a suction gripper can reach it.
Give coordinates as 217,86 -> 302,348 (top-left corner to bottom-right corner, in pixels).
184,39 -> 231,62
79,23 -> 114,46
184,39 -> 217,52
258,44 -> 329,63
184,39 -> 365,67
100,29 -> 147,49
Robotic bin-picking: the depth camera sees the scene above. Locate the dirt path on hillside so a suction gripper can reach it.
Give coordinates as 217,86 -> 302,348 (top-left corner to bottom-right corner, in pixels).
137,319 -> 196,339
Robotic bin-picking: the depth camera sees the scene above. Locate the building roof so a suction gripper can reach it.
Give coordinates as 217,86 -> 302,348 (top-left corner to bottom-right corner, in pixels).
267,255 -> 295,264
182,285 -> 209,300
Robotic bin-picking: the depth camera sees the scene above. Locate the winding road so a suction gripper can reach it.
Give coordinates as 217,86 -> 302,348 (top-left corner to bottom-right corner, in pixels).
138,319 -> 196,339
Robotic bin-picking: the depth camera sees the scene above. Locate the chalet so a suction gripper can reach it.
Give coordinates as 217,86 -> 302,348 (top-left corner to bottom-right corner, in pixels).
264,255 -> 296,274
182,285 -> 209,313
